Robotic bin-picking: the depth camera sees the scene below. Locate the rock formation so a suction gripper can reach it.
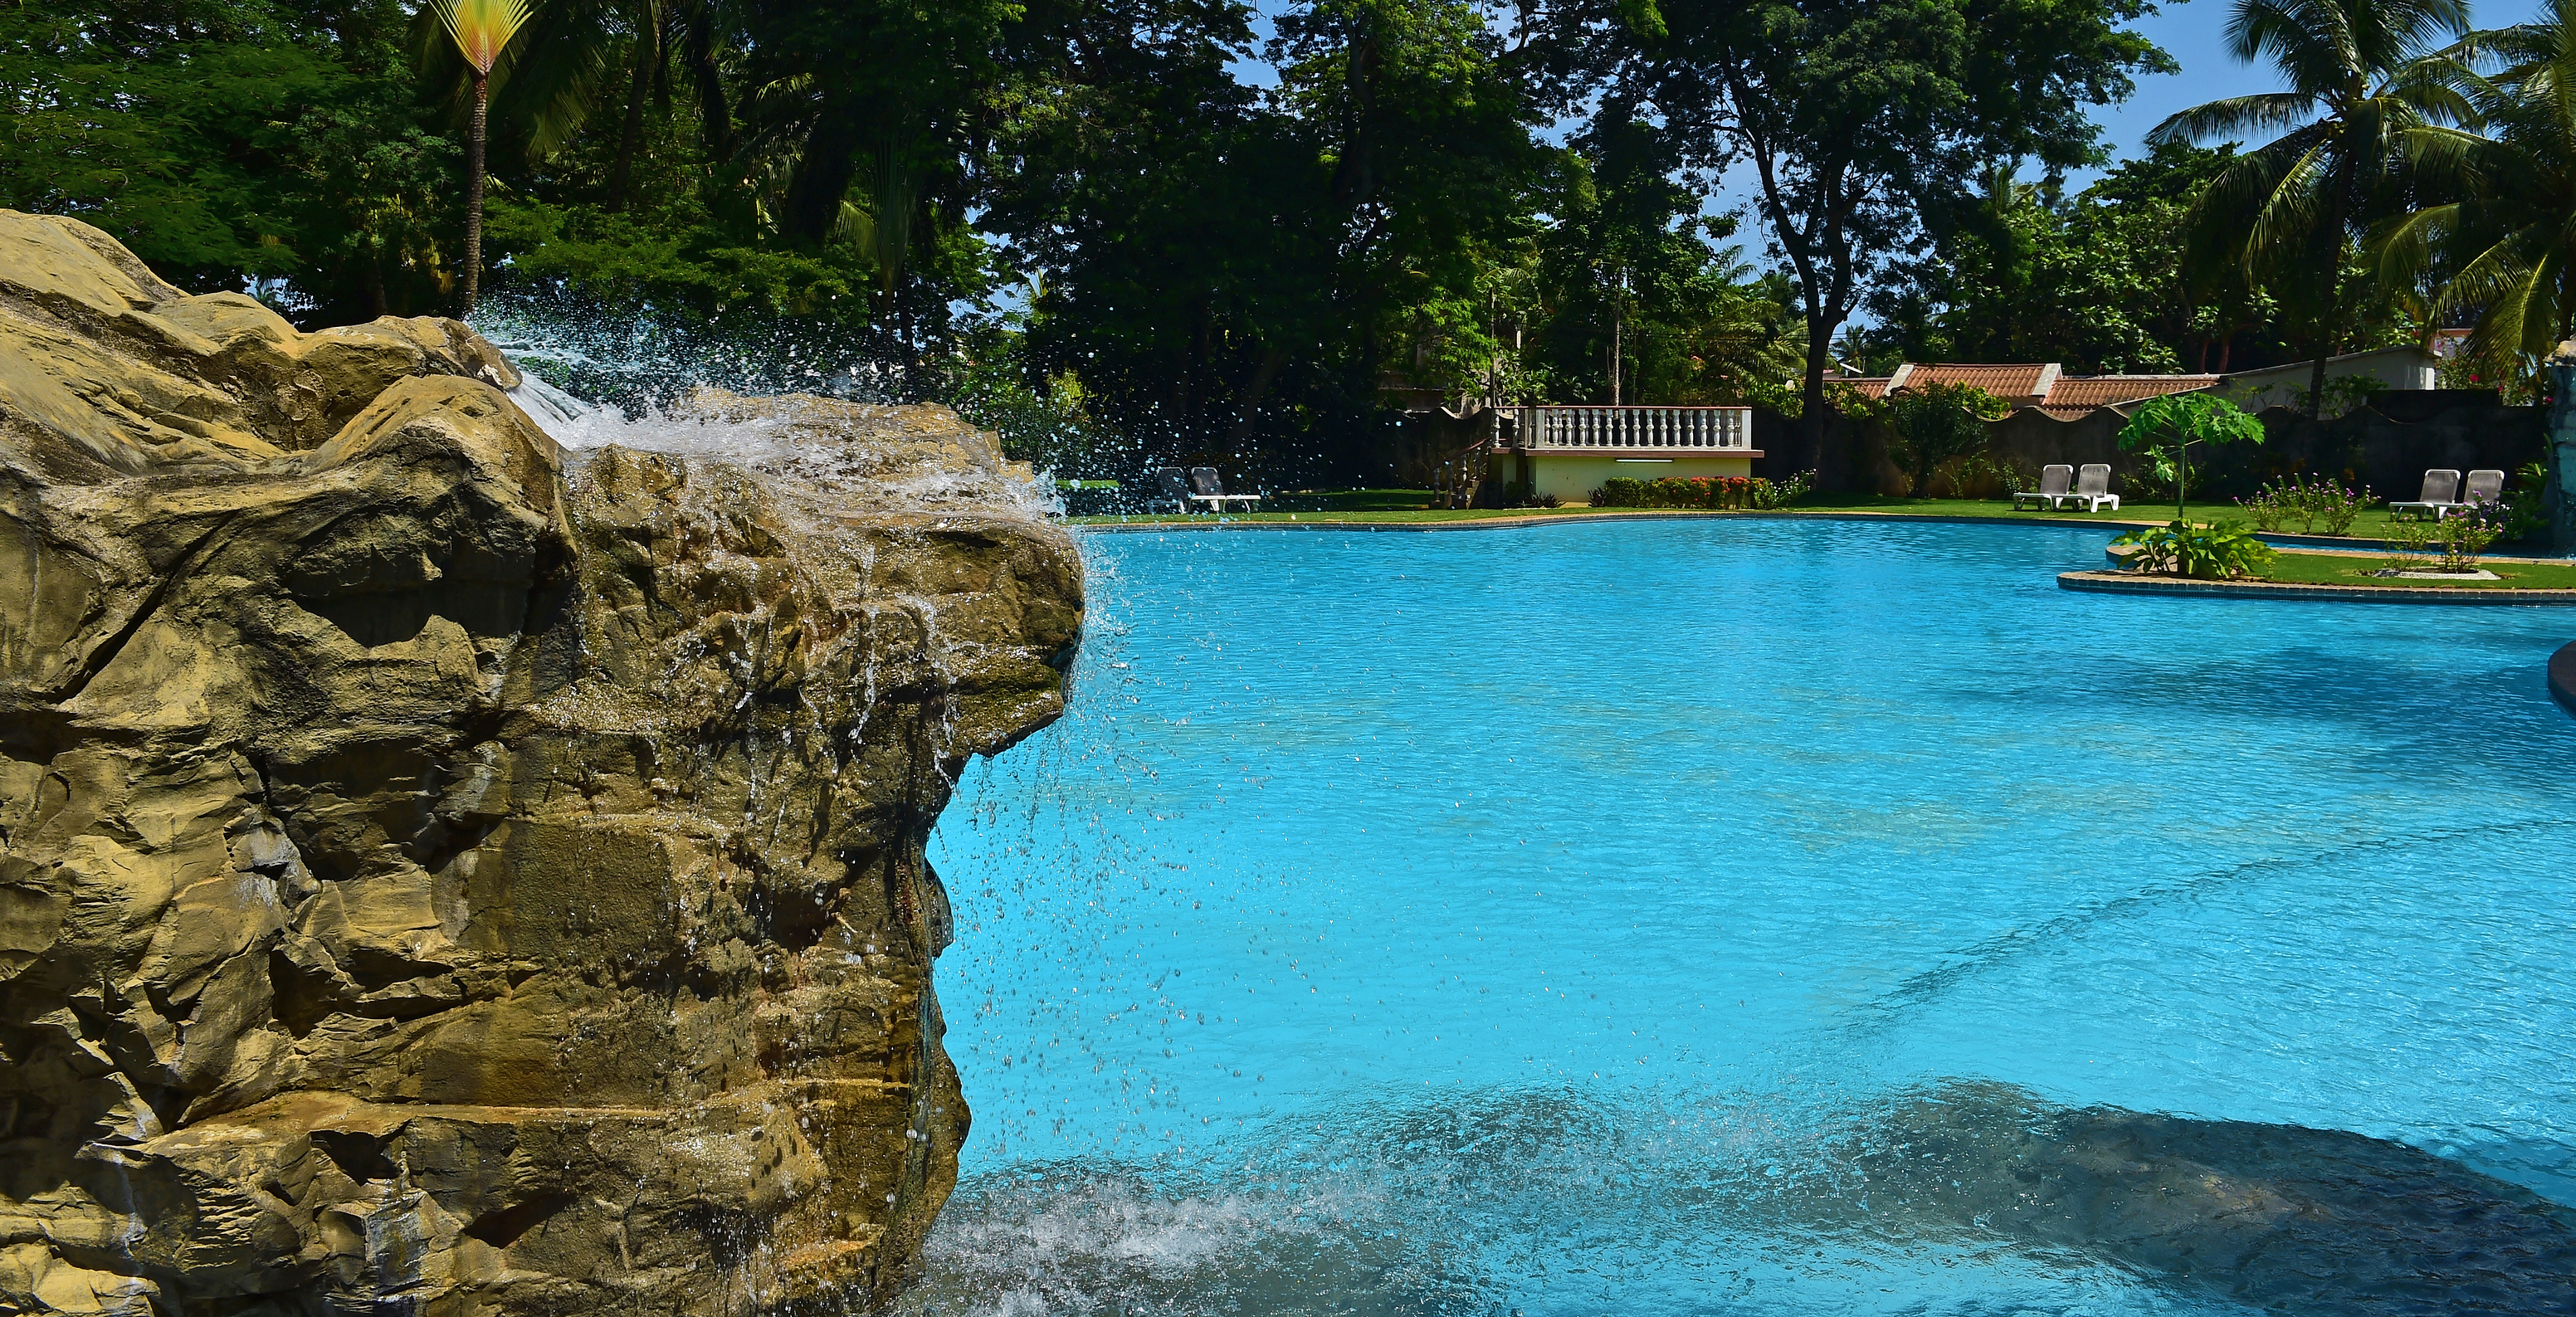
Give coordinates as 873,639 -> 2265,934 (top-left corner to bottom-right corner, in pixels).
0,211 -> 1082,1315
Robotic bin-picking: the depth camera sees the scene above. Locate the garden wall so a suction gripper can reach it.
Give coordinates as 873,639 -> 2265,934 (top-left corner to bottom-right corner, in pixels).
1983,391 -> 2543,502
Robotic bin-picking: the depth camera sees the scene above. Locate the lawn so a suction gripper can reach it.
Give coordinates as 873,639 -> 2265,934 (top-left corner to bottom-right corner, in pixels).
1071,497 -> 2359,530
2255,550 -> 2576,590
1066,494 -> 2500,549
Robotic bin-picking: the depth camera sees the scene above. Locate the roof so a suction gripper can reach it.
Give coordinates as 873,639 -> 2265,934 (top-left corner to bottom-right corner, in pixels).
1831,363 -> 2217,417
1887,363 -> 2059,401
2036,373 -> 2218,417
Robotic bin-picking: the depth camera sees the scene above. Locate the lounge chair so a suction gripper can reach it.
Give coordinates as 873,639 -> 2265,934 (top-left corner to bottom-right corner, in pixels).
1154,466 -> 1193,512
2060,463 -> 2120,513
2462,468 -> 2506,511
2014,465 -> 2072,510
1187,466 -> 1263,512
2388,469 -> 2463,520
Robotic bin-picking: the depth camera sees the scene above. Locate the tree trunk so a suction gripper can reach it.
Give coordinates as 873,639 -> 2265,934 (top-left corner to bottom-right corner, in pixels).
1799,314 -> 1832,481
463,71 -> 488,317
608,16 -> 658,213
1610,272 -> 1623,406
1226,347 -> 1291,448
2306,346 -> 2330,419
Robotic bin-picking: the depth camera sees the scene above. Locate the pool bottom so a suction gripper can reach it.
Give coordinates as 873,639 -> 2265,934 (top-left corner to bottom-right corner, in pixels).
894,1080 -> 2576,1317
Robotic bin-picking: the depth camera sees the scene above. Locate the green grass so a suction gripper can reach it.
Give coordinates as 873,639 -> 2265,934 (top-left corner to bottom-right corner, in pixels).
2255,549 -> 2576,590
1073,505 -> 1612,525
1065,495 -> 2525,554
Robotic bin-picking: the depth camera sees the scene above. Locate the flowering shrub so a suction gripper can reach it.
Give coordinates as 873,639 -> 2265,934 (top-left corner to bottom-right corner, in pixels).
1589,476 -> 1775,509
2385,515 -> 2500,573
1752,470 -> 1815,508
2237,476 -> 2374,535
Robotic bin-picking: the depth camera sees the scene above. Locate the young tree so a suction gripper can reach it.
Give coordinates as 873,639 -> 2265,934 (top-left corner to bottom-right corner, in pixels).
2117,391 -> 2265,519
433,0 -> 535,315
2149,0 -> 2471,416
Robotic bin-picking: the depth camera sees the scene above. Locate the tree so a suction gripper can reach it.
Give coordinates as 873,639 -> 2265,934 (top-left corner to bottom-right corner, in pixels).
2117,391 -> 2266,518
2377,0 -> 2576,383
433,0 -> 536,315
1872,143 -> 2304,373
2,0 -> 466,319
1622,0 -> 2168,467
1877,381 -> 2011,499
2149,0 -> 2471,416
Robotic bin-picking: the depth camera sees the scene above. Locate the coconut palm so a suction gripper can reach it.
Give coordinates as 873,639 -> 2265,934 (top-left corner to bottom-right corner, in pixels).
2148,0 -> 2472,415
432,0 -> 537,315
2374,0 -> 2576,376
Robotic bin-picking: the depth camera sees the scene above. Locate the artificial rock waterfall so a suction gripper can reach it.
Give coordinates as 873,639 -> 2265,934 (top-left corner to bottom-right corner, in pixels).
0,211 -> 1082,1315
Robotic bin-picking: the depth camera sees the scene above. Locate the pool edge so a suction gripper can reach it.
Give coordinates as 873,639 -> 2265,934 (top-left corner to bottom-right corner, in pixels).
2059,570 -> 2576,607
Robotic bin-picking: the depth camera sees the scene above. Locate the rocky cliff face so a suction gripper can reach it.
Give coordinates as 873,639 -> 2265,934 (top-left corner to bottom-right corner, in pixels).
0,212 -> 1081,1315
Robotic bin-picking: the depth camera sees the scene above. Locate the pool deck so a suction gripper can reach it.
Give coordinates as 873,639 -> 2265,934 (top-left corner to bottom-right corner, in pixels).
2058,571 -> 2576,606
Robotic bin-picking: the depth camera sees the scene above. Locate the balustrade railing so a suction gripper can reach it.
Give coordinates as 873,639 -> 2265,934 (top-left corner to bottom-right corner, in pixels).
1517,406 -> 1753,450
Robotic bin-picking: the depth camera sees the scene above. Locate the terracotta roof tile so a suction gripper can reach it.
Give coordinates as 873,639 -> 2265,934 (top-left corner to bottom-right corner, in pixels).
2037,374 -> 2217,417
1894,363 -> 2055,399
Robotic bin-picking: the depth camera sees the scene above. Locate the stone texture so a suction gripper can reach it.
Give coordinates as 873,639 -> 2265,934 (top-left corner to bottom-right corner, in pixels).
0,211 -> 1082,1315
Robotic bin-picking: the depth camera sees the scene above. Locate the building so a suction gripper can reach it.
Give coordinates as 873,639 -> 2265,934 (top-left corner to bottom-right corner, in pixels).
2206,339 -> 2454,412
1485,405 -> 1759,504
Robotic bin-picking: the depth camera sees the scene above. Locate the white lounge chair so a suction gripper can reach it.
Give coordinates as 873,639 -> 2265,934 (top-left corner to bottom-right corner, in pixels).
2014,465 -> 2072,510
2461,468 -> 2506,512
2059,463 -> 2120,512
1187,466 -> 1263,512
2389,469 -> 2463,520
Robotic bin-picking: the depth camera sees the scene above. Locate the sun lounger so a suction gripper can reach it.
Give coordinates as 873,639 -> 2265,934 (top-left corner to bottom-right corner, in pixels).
1154,466 -> 1193,512
2462,468 -> 2505,510
2059,463 -> 2120,512
1187,466 -> 1263,512
2389,469 -> 2463,520
2014,465 -> 2072,510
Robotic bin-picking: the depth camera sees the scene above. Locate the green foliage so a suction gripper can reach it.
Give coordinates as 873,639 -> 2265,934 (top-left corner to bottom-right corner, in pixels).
0,0 -> 461,318
1612,0 -> 2172,432
2150,0 -> 2472,412
1588,476 -> 1779,509
1847,382 -> 2013,499
2383,513 -> 2500,571
2117,393 -> 2266,517
2110,519 -> 2279,578
2237,476 -> 2377,533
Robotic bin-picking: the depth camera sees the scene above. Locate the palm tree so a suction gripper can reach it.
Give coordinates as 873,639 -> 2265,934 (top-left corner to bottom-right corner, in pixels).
2148,0 -> 2471,415
432,0 -> 537,316
2375,0 -> 2576,378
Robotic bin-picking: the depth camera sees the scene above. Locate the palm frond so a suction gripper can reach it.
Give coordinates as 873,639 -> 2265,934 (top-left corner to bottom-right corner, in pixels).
434,0 -> 534,75
2148,91 -> 2320,145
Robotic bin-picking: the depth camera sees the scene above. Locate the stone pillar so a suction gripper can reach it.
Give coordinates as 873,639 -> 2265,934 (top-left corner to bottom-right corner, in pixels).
2550,343 -> 2576,552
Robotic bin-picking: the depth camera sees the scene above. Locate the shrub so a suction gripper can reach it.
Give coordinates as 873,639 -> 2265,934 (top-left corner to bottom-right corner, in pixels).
2110,519 -> 2277,579
2385,515 -> 2500,573
1591,476 -> 1772,510
2237,484 -> 2291,532
2466,463 -> 2551,542
2237,476 -> 2375,534
1752,471 -> 1814,509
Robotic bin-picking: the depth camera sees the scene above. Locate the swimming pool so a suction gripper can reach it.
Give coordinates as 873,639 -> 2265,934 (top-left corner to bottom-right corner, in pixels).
912,519 -> 2576,1315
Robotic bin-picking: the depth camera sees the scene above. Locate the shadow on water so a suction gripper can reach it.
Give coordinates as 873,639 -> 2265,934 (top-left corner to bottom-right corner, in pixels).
899,1082 -> 2576,1316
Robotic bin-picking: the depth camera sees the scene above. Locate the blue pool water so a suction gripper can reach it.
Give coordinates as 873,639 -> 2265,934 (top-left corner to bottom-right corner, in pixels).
910,519 -> 2576,1315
